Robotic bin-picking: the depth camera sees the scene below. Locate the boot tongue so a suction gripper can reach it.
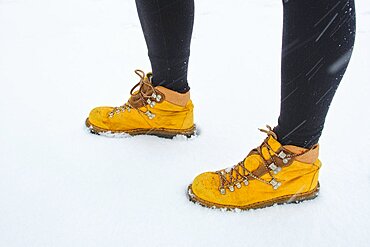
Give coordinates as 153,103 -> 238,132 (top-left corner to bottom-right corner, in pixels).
140,81 -> 155,95
266,135 -> 283,153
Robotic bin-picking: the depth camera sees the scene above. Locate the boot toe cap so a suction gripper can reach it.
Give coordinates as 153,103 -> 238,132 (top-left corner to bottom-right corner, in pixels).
190,172 -> 224,204
88,107 -> 113,130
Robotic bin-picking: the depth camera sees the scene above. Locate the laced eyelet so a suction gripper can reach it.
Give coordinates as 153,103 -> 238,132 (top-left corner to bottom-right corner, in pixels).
155,94 -> 162,102
216,126 -> 310,194
147,99 -> 156,108
145,110 -> 155,119
108,105 -> 131,118
228,185 -> 235,192
270,179 -> 281,190
268,162 -> 282,174
278,151 -> 287,159
107,70 -> 162,119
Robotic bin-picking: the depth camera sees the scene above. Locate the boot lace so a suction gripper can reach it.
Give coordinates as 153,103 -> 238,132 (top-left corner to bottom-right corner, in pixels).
217,125 -> 313,195
108,70 -> 162,119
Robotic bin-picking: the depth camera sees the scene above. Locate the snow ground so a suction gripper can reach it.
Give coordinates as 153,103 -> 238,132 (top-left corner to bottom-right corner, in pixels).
1,0 -> 370,246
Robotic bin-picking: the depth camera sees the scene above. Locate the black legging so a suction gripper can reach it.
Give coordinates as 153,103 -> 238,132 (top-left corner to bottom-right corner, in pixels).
274,0 -> 356,147
135,0 -> 194,93
135,0 -> 356,148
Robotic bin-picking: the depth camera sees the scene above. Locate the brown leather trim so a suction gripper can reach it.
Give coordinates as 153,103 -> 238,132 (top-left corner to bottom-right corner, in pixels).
244,142 -> 319,182
128,82 -> 165,109
249,163 -> 269,179
155,86 -> 190,107
244,146 -> 295,181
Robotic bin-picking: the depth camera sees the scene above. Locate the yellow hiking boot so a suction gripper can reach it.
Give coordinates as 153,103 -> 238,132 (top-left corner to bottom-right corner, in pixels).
188,125 -> 321,210
86,70 -> 195,138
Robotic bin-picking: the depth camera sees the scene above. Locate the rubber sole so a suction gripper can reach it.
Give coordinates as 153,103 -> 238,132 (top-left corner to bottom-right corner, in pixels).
187,182 -> 320,211
85,118 -> 197,139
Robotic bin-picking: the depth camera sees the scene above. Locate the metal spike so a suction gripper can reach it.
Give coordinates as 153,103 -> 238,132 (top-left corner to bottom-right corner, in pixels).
220,187 -> 226,195
235,182 -> 241,189
243,179 -> 249,186
283,158 -> 289,164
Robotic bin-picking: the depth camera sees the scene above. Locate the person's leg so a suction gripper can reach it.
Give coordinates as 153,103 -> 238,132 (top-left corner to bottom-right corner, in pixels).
187,0 -> 356,210
274,0 -> 356,148
86,1 -> 196,137
135,0 -> 195,93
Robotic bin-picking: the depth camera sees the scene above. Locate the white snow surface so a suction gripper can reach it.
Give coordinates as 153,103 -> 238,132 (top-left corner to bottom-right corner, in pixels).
1,0 -> 370,246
